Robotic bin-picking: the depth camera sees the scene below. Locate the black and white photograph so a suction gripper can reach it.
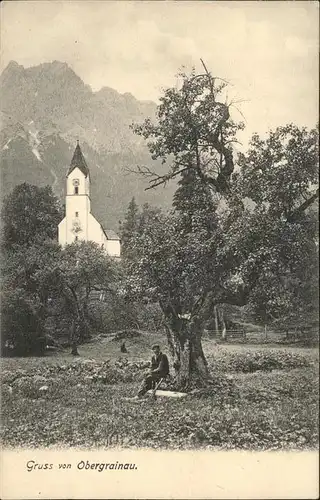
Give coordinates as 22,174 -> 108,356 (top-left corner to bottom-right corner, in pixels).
0,1 -> 319,498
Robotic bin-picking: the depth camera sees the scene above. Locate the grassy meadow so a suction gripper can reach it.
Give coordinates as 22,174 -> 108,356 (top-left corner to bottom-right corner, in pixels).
1,332 -> 319,450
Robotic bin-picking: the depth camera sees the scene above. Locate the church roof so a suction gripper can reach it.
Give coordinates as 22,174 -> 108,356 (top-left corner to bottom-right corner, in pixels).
67,142 -> 90,177
101,227 -> 120,240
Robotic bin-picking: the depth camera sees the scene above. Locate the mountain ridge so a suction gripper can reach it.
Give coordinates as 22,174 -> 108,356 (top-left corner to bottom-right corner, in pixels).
0,60 -> 174,229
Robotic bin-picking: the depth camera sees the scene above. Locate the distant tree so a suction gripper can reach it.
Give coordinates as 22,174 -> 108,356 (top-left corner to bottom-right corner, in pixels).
1,240 -> 61,355
0,183 -> 63,354
119,197 -> 139,258
1,239 -> 120,356
1,183 -> 63,250
120,201 -> 164,332
1,288 -> 45,356
236,125 -> 319,222
233,125 -> 319,331
48,241 -> 120,353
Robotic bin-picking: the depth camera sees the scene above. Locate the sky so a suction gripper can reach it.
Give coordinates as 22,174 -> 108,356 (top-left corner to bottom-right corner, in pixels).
1,1 -> 319,146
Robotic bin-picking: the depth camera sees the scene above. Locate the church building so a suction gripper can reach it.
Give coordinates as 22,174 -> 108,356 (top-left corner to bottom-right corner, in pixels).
58,142 -> 121,258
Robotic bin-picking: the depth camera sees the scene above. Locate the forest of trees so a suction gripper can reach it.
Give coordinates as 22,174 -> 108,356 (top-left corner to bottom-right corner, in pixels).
1,67 -> 318,389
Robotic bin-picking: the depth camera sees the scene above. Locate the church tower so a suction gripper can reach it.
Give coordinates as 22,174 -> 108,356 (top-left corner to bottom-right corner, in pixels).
59,141 -> 91,245
58,142 -> 121,258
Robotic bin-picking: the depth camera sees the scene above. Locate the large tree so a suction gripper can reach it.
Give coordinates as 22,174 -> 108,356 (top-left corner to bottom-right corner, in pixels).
124,204 -> 222,388
128,66 -> 319,387
132,64 -> 243,193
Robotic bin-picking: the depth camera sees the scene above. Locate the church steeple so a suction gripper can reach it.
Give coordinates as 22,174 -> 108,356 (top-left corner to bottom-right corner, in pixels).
67,141 -> 90,177
58,142 -> 121,257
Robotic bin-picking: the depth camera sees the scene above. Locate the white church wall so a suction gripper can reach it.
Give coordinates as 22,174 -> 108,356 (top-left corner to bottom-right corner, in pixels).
66,195 -> 89,241
106,239 -> 121,257
87,213 -> 104,245
58,217 -> 67,246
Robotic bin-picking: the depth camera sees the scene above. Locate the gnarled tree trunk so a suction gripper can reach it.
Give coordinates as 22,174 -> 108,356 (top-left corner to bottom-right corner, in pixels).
164,313 -> 209,390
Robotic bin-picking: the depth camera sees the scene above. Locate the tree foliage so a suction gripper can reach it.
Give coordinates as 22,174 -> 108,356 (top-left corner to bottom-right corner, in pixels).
231,124 -> 319,327
48,241 -> 120,344
1,183 -> 64,355
119,197 -> 139,259
127,66 -> 319,386
1,183 -> 63,250
2,240 -> 120,355
132,65 -> 244,193
1,241 -> 61,355
1,182 -> 122,355
236,124 -> 319,222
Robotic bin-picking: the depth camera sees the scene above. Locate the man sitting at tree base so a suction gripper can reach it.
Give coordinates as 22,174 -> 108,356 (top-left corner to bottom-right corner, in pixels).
136,344 -> 169,397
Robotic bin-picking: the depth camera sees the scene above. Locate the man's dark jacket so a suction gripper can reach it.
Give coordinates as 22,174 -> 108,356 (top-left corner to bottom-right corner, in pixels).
151,352 -> 169,377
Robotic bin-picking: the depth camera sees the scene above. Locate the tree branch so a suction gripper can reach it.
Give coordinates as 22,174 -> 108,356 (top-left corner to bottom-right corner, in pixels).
287,188 -> 319,222
130,60 -> 236,193
191,291 -> 208,318
125,164 -> 191,190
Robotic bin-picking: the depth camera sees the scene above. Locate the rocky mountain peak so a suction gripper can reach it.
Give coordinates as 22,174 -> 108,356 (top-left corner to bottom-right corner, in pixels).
0,60 -> 25,86
0,60 -> 174,229
4,60 -> 24,71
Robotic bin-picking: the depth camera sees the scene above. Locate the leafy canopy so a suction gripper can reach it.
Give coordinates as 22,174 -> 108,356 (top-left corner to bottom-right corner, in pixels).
1,183 -> 63,250
132,66 -> 244,193
129,67 -> 318,329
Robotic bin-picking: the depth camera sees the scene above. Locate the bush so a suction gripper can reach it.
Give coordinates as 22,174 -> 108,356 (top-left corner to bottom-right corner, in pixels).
209,348 -> 314,373
1,289 -> 46,356
45,359 -> 145,384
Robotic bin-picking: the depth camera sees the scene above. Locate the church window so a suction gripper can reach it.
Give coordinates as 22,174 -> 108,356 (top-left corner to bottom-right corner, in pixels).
75,236 -> 78,241
73,179 -> 80,195
75,211 -> 79,217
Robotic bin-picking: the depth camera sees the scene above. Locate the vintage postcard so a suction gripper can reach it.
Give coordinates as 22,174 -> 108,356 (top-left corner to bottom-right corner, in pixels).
0,1 -> 319,498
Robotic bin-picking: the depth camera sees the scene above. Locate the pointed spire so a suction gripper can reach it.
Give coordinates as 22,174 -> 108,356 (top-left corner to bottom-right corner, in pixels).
67,142 -> 89,177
